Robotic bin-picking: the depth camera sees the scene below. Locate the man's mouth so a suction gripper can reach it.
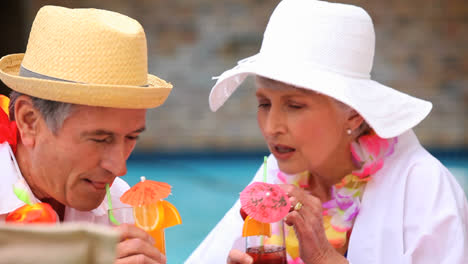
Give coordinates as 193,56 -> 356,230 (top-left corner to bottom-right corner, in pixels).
84,179 -> 110,190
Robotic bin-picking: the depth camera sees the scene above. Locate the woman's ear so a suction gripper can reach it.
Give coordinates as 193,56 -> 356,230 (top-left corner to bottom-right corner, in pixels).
347,109 -> 364,131
14,96 -> 42,147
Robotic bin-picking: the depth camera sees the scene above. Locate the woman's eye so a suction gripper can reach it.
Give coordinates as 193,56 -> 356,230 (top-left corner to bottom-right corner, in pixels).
288,104 -> 303,109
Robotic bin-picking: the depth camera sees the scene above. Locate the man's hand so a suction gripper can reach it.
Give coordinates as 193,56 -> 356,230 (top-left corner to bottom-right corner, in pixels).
114,224 -> 166,264
227,249 -> 253,264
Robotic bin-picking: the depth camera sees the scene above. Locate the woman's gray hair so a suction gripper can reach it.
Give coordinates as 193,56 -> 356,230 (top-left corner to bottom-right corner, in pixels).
8,91 -> 75,133
333,100 -> 371,138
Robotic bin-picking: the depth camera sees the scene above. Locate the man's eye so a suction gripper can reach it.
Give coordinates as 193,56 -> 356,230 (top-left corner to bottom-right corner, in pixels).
91,138 -> 112,143
126,136 -> 139,140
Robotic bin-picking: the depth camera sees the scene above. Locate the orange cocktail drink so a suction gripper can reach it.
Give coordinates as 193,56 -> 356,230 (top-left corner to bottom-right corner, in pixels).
148,228 -> 165,254
108,200 -> 181,255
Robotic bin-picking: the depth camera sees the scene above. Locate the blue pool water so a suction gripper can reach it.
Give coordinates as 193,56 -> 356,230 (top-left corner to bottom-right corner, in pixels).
123,153 -> 468,263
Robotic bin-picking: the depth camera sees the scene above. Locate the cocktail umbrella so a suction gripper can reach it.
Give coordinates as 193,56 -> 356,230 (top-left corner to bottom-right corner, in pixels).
120,176 -> 172,206
240,182 -> 290,223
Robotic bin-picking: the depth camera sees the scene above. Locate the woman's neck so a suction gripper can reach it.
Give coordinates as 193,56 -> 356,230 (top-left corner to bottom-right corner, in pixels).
307,144 -> 358,202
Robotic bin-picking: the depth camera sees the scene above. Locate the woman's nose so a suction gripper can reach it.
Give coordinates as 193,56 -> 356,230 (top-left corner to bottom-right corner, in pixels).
264,108 -> 286,136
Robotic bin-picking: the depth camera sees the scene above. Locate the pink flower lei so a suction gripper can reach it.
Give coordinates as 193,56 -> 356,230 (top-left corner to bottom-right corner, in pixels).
275,131 -> 398,262
323,131 -> 398,247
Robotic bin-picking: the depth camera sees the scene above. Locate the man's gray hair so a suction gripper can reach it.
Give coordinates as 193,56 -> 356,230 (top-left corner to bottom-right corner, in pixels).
9,91 -> 74,133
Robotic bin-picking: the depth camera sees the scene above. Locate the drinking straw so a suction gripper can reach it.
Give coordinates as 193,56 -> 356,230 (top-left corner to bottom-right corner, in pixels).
261,156 -> 268,251
106,184 -> 120,225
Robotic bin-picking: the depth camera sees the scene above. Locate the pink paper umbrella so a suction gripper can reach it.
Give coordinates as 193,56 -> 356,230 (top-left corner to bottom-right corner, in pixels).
240,182 -> 291,223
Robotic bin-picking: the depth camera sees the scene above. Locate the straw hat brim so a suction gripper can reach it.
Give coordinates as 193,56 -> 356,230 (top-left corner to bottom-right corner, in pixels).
209,54 -> 432,139
0,54 -> 173,109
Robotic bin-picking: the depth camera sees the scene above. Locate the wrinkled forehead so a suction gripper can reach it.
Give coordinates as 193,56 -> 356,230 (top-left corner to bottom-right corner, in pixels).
64,104 -> 147,129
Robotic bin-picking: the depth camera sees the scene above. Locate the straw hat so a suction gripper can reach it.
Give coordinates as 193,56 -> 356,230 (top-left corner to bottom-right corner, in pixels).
0,5 -> 172,109
209,0 -> 432,139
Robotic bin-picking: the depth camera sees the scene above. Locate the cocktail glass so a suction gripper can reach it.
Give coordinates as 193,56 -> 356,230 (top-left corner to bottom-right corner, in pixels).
245,219 -> 287,264
108,206 -> 166,255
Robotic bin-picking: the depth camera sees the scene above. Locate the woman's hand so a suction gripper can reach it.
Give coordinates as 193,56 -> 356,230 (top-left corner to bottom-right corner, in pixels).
114,224 -> 166,264
280,184 -> 348,264
227,249 -> 253,264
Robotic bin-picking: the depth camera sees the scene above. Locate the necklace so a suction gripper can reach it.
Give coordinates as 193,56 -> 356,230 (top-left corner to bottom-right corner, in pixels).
274,131 -> 398,263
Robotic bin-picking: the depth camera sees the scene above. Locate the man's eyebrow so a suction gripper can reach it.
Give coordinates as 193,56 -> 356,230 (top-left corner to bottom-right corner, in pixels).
81,130 -> 114,138
80,127 -> 145,138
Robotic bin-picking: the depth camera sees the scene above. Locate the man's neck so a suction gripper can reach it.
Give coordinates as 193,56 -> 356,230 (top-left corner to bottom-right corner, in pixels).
41,198 -> 65,222
15,143 -> 65,221
15,143 -> 45,198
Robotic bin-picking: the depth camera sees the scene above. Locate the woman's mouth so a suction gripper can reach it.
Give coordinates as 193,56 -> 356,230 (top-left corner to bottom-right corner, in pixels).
272,144 -> 296,160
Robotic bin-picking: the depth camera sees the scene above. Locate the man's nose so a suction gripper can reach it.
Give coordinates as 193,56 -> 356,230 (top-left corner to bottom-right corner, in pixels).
101,144 -> 128,177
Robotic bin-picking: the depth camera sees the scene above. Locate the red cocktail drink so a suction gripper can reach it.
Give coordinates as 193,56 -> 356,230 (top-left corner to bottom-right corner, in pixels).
246,245 -> 287,264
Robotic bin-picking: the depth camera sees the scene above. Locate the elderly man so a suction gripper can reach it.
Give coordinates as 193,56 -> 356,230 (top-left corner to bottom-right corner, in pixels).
0,5 -> 172,264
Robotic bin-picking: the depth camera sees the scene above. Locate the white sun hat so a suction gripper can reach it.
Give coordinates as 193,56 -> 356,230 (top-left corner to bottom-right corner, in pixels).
208,0 -> 432,139
0,5 -> 172,109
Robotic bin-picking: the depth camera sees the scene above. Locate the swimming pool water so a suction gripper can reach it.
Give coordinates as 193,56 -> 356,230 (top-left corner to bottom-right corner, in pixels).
123,155 -> 468,263
124,156 -> 262,263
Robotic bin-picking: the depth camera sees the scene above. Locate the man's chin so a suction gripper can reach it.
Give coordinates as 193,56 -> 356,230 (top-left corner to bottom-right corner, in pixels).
72,202 -> 102,212
70,195 -> 106,212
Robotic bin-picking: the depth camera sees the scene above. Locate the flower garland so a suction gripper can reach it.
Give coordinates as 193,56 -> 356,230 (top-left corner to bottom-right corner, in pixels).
274,131 -> 398,263
0,95 -> 18,153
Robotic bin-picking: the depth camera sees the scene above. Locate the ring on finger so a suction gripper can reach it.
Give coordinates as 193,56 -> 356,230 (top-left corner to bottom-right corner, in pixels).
294,201 -> 303,211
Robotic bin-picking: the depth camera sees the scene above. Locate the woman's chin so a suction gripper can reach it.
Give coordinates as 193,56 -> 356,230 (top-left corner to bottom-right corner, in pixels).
277,160 -> 307,175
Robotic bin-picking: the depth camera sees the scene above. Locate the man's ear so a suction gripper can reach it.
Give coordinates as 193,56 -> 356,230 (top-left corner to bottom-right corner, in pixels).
14,96 -> 43,147
347,109 -> 364,131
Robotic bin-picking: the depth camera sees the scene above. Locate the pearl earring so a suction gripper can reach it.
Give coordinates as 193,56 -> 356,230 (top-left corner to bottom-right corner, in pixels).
346,129 -> 352,135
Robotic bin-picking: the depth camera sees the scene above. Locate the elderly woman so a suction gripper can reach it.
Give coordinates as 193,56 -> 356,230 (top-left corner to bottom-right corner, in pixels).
186,0 -> 468,263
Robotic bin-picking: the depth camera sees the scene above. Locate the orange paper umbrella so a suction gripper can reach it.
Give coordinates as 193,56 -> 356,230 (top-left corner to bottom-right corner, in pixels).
120,176 -> 172,206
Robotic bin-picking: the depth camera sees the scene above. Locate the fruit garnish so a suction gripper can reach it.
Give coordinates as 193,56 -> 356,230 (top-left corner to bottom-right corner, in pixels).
133,201 -> 182,231
242,215 -> 271,237
133,203 -> 165,231
159,200 -> 182,228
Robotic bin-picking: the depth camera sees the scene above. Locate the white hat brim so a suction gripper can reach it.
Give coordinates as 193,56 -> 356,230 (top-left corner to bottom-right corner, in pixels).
209,54 -> 432,138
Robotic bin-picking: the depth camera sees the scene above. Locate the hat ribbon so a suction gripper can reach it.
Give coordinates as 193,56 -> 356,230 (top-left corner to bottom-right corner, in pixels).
19,65 -> 150,87
19,66 -> 80,84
